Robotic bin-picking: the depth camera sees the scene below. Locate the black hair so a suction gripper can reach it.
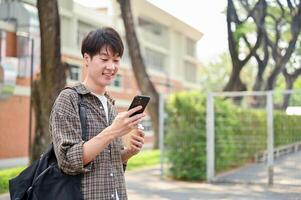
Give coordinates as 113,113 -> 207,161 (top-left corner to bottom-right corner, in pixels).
81,27 -> 124,58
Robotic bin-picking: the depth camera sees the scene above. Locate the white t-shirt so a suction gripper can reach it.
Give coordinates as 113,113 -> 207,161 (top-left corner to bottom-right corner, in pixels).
92,93 -> 119,200
93,93 -> 109,123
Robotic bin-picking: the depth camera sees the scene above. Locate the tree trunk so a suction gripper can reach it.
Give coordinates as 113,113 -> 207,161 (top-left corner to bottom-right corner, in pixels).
31,0 -> 66,161
251,36 -> 269,108
117,0 -> 160,149
265,63 -> 282,90
223,67 -> 246,92
282,78 -> 293,109
224,0 -> 264,92
252,32 -> 269,92
281,64 -> 301,109
253,69 -> 264,91
251,69 -> 265,107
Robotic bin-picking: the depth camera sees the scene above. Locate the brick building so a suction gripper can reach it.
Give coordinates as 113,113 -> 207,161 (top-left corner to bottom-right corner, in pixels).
0,0 -> 202,167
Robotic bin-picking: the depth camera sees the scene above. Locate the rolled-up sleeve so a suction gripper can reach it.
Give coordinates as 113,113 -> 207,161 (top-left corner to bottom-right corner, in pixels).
50,90 -> 92,175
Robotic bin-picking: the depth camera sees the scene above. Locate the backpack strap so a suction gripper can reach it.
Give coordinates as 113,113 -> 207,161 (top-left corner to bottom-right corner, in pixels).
64,87 -> 88,141
78,93 -> 88,141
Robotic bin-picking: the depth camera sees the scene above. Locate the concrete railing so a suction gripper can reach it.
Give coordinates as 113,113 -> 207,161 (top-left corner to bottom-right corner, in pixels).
255,142 -> 301,163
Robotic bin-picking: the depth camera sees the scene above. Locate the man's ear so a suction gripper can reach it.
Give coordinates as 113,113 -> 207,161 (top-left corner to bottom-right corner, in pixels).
83,53 -> 90,67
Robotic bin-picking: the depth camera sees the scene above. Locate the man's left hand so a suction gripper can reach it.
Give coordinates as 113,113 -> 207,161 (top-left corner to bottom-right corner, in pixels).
127,129 -> 145,156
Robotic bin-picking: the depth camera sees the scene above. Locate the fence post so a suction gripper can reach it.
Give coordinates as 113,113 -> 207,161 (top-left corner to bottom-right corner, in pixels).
159,93 -> 165,180
206,93 -> 215,182
266,91 -> 274,185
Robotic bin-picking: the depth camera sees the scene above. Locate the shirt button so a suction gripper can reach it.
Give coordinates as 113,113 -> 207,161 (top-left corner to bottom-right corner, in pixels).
110,173 -> 113,177
111,194 -> 114,198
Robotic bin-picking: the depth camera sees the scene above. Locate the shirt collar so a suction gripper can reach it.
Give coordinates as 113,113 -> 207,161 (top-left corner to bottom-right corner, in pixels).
72,83 -> 91,95
73,83 -> 115,105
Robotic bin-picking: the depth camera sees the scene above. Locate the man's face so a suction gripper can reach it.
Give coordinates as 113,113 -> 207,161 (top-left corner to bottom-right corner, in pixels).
84,46 -> 120,88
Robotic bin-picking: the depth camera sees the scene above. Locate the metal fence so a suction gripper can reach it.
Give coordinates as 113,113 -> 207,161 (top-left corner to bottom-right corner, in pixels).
206,90 -> 301,186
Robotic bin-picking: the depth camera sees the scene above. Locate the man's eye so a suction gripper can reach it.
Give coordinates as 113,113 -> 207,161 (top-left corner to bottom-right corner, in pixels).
114,60 -> 120,63
101,58 -> 108,61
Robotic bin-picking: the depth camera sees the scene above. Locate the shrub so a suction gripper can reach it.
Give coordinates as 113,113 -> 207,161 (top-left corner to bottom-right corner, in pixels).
165,91 -> 301,181
165,91 -> 206,180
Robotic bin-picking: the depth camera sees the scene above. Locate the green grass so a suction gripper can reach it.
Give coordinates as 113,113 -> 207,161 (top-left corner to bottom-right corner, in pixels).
2,85 -> 14,94
0,166 -> 26,194
127,149 -> 160,171
0,150 -> 160,194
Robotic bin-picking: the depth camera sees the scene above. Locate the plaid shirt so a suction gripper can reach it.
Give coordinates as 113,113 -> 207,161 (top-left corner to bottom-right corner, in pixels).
49,83 -> 127,200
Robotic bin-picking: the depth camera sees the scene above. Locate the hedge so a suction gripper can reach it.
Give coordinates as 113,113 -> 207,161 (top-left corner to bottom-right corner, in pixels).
165,91 -> 301,181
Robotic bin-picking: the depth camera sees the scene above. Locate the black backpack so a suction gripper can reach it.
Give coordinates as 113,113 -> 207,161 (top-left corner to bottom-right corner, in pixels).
9,88 -> 87,200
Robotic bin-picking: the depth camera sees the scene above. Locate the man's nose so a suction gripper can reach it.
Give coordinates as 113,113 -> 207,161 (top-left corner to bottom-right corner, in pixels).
106,61 -> 116,70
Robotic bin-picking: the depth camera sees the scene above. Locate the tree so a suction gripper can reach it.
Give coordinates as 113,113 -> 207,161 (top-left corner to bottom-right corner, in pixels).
31,0 -> 67,161
117,0 -> 160,149
264,0 -> 301,90
252,34 -> 269,91
240,0 -> 301,108
201,52 -> 256,93
240,0 -> 269,92
200,53 -> 232,92
249,34 -> 269,107
224,0 -> 266,92
247,0 -> 301,93
281,41 -> 301,108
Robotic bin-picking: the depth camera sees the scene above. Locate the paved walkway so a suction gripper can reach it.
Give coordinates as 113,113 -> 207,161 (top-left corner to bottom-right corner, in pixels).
2,166 -> 300,200
126,166 -> 301,200
2,152 -> 301,200
215,151 -> 301,185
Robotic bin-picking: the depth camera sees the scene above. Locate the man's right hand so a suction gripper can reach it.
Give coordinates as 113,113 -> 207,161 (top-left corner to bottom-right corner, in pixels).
83,106 -> 145,165
106,106 -> 146,138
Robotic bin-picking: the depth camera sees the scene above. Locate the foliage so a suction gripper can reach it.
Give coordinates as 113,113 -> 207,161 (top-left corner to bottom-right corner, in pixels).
0,166 -> 26,194
225,0 -> 301,92
214,100 -> 267,172
127,150 -> 160,171
165,91 -> 206,180
274,111 -> 301,146
273,74 -> 301,106
201,52 -> 255,92
201,53 -> 232,92
165,91 -> 301,181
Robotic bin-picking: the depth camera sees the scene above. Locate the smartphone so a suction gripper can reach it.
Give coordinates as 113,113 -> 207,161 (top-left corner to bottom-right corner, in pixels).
128,95 -> 150,117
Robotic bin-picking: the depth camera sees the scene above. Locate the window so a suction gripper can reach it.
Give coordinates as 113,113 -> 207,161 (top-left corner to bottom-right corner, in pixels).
68,64 -> 80,81
77,29 -> 88,48
138,17 -> 169,48
145,48 -> 165,72
17,35 -> 31,77
186,38 -> 196,57
138,18 -> 165,36
111,74 -> 122,88
61,17 -> 72,47
18,57 -> 30,77
184,61 -> 197,83
77,22 -> 95,47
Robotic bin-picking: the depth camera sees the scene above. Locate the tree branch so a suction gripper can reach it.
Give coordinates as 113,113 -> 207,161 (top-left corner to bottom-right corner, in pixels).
287,0 -> 294,13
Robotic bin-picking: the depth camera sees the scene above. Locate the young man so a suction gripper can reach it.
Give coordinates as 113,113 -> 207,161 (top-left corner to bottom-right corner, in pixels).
50,27 -> 145,200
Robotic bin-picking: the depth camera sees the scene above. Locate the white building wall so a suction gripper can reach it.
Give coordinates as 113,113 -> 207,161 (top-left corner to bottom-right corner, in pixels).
16,0 -> 203,90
